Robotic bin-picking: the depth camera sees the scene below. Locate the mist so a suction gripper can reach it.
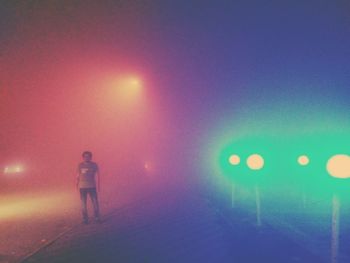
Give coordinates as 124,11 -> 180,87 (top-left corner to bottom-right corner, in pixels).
1,1 -> 204,200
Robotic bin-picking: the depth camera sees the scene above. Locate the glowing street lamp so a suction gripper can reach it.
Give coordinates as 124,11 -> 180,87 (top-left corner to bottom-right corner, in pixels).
115,76 -> 142,101
246,154 -> 265,226
326,154 -> 350,179
228,154 -> 240,208
295,154 -> 310,208
103,75 -> 144,112
298,155 -> 310,166
325,154 -> 350,263
228,154 -> 240,165
228,152 -> 265,225
247,154 -> 264,170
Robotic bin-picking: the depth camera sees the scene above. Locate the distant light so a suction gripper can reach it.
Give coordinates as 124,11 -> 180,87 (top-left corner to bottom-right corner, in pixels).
326,154 -> 350,179
129,78 -> 140,86
3,164 -> 23,174
144,161 -> 154,174
144,161 -> 151,170
120,77 -> 141,92
229,155 -> 240,165
0,192 -> 73,221
247,154 -> 264,170
113,76 -> 143,106
298,155 -> 309,166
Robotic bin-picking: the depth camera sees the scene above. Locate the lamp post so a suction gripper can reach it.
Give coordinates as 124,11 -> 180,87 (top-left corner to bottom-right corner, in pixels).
246,154 -> 265,227
326,154 -> 350,263
228,154 -> 240,208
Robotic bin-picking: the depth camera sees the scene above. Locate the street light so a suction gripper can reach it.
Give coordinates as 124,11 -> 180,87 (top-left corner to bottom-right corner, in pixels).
115,76 -> 142,101
327,154 -> 350,179
298,155 -> 310,166
228,154 -> 240,165
246,154 -> 264,170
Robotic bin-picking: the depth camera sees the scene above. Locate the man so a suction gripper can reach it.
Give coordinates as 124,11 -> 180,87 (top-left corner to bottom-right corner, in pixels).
76,151 -> 101,224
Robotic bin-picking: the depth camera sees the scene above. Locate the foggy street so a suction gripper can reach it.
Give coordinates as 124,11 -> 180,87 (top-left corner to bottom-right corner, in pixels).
2,1 -> 350,263
0,174 -> 157,263
2,174 -> 350,263
21,184 -> 327,263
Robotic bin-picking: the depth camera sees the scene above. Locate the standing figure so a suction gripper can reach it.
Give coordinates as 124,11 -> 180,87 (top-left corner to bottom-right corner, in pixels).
76,151 -> 101,224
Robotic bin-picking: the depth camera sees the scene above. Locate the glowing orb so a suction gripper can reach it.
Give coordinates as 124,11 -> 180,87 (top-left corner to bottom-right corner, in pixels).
109,76 -> 143,108
229,155 -> 240,165
298,155 -> 309,166
326,154 -> 350,179
247,154 -> 264,170
129,78 -> 140,86
120,77 -> 142,94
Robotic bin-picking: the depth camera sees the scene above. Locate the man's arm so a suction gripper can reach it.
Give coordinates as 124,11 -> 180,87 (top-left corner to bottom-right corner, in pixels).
76,172 -> 80,191
96,170 -> 100,192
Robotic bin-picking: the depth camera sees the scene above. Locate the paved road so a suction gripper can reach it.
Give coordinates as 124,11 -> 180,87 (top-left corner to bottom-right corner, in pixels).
22,188 -> 325,263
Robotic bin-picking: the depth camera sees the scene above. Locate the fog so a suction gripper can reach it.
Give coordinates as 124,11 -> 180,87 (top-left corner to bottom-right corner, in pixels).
2,1 -> 350,209
0,1 -> 204,198
2,3 -> 350,262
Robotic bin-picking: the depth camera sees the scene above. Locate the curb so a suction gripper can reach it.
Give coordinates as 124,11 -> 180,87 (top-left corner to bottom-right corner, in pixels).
19,192 -> 158,263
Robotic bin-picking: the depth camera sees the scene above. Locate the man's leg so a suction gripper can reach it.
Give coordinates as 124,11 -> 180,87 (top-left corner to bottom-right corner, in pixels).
80,188 -> 89,224
89,188 -> 100,221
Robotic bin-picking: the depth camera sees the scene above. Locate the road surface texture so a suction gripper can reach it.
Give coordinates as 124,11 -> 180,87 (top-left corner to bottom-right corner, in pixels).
22,186 -> 326,263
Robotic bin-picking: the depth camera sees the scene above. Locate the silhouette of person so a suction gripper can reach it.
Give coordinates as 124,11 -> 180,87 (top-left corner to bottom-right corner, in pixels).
76,151 -> 101,224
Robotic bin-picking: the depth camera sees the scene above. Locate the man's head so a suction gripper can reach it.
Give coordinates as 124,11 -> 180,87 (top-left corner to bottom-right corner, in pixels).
82,151 -> 92,162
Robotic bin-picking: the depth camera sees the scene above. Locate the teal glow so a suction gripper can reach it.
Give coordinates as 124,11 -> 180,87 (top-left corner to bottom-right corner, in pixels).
219,132 -> 350,194
199,97 -> 350,204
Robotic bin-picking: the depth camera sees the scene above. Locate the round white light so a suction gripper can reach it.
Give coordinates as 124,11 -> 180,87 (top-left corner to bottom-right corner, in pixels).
247,154 -> 264,170
298,155 -> 309,166
326,154 -> 350,179
229,155 -> 240,165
